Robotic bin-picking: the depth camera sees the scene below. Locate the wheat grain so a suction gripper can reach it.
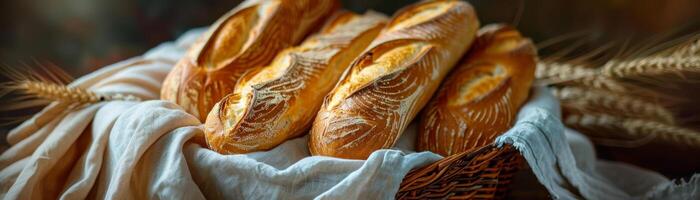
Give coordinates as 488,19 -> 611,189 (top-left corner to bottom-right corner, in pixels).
553,86 -> 675,124
572,76 -> 627,92
536,62 -> 597,81
671,38 -> 700,57
564,113 -> 700,147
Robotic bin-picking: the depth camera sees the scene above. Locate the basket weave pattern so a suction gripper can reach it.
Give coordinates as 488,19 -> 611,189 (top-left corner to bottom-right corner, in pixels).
397,144 -> 522,199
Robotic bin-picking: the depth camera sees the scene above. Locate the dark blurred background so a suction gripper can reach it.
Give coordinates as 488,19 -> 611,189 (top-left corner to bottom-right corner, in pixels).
2,0 -> 699,76
1,0 -> 699,198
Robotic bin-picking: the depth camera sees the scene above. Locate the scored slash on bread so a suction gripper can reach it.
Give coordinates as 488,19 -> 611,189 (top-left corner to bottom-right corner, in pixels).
309,0 -> 481,159
160,0 -> 338,121
203,11 -> 388,154
418,24 -> 537,156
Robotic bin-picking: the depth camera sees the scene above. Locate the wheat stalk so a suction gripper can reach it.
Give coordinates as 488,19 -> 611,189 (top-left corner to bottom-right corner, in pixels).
553,86 -> 675,124
564,113 -> 700,147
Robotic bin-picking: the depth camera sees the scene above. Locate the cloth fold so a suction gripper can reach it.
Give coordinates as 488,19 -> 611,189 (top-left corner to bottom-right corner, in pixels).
1,28 -> 697,199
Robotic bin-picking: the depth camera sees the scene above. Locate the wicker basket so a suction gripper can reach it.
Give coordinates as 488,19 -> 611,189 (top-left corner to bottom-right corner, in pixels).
397,144 -> 522,199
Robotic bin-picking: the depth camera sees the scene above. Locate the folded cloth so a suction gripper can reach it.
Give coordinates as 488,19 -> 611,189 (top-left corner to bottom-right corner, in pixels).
1,28 -> 697,200
496,87 -> 700,200
0,28 -> 202,199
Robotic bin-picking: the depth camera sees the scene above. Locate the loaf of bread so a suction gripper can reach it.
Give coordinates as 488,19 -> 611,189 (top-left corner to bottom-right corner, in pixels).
203,11 -> 388,154
161,0 -> 337,121
309,0 -> 480,159
418,24 -> 537,156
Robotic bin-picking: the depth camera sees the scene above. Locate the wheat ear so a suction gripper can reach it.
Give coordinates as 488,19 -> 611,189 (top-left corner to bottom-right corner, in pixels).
539,56 -> 700,84
601,56 -> 700,78
0,61 -> 142,111
538,36 -> 700,86
535,61 -> 628,92
553,86 -> 675,124
6,81 -> 140,107
564,113 -> 700,147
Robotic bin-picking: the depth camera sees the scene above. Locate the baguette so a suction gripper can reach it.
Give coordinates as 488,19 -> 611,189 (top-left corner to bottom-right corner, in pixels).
309,0 -> 480,159
161,0 -> 338,121
203,11 -> 388,154
418,24 -> 537,156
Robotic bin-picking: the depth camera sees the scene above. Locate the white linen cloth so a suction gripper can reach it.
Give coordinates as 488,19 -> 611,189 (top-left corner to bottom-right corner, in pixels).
495,87 -> 699,200
0,28 -> 697,199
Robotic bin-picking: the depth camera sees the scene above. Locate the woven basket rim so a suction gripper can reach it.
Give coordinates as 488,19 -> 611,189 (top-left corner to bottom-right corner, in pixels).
397,143 -> 522,199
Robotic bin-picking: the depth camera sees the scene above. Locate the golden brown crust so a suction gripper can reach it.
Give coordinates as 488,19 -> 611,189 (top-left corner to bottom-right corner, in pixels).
203,11 -> 388,154
161,0 -> 338,121
309,0 -> 480,159
418,24 -> 537,156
